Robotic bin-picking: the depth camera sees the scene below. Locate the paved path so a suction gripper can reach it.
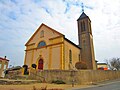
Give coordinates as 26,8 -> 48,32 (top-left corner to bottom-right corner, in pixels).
74,80 -> 120,90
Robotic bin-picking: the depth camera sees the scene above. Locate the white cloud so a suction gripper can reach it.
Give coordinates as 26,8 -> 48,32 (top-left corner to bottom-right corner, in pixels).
0,0 -> 120,66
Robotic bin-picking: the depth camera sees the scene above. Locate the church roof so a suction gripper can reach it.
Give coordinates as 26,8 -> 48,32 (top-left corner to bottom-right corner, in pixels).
25,23 -> 80,50
77,12 -> 90,21
64,37 -> 81,49
25,23 -> 64,46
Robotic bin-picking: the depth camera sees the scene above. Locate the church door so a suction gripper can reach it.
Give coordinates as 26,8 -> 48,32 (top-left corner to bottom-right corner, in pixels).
38,59 -> 43,70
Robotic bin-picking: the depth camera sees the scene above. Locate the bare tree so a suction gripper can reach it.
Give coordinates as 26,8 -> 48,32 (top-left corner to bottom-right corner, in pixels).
106,58 -> 120,70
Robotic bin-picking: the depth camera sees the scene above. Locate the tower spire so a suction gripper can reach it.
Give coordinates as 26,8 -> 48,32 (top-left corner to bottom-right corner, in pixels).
77,7 -> 97,70
81,3 -> 84,12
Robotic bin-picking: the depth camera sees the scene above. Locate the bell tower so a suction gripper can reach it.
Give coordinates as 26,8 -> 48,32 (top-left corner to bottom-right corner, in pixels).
77,12 -> 96,70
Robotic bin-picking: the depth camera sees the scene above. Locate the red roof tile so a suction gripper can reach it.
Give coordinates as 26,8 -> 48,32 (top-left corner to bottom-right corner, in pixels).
0,57 -> 9,61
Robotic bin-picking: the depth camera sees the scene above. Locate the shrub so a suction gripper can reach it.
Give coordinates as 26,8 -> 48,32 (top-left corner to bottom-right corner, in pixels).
32,86 -> 47,90
75,61 -> 87,69
31,64 -> 37,69
22,65 -> 29,75
51,80 -> 66,84
22,65 -> 28,68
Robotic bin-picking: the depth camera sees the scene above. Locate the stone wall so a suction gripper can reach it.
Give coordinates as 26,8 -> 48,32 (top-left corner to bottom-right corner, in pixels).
5,69 -> 23,79
29,69 -> 120,84
4,69 -> 120,84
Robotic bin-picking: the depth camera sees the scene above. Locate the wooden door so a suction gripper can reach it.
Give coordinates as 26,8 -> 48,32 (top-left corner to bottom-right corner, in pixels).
38,59 -> 43,70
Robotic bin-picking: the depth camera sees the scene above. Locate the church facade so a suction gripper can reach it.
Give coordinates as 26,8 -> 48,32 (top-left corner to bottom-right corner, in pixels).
24,12 -> 97,70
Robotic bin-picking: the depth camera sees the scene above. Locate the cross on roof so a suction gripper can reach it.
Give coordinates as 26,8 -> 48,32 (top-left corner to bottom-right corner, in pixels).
81,3 -> 84,12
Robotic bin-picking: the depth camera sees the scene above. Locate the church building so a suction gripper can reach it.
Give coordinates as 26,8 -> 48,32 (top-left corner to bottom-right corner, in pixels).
24,12 -> 97,70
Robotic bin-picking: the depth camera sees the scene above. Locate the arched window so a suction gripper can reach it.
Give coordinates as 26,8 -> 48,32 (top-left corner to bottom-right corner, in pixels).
38,41 -> 46,48
82,40 -> 86,49
83,21 -> 86,31
69,50 -> 72,63
81,21 -> 86,32
81,22 -> 83,32
40,30 -> 44,38
79,54 -> 81,62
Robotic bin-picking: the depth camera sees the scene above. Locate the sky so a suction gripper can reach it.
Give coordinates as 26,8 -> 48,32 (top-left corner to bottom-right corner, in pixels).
0,0 -> 120,67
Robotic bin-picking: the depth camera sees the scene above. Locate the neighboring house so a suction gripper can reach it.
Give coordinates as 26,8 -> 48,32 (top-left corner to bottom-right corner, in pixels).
97,63 -> 108,70
0,56 -> 9,77
24,11 -> 97,70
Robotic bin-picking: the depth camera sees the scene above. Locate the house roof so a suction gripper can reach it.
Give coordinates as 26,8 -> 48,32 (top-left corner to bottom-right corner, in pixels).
25,23 -> 64,46
97,63 -> 107,65
0,57 -> 9,61
7,66 -> 21,71
77,12 -> 90,21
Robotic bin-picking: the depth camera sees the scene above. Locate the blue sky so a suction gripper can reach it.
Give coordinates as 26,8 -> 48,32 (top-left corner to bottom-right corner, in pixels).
0,0 -> 120,67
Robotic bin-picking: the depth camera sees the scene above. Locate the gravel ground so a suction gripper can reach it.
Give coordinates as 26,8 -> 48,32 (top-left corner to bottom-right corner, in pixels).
0,79 -> 89,90
0,83 -> 89,90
